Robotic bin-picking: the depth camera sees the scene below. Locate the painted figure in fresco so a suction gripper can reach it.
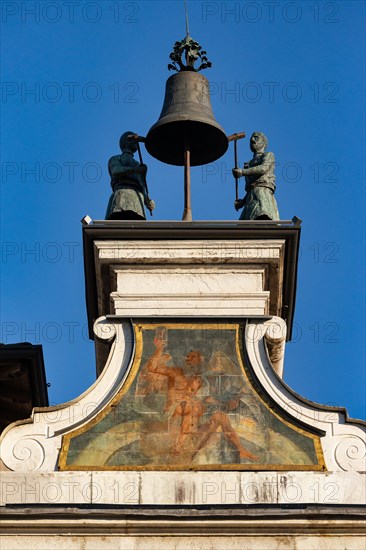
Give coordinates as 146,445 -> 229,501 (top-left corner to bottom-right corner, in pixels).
148,350 -> 204,413
193,350 -> 260,460
172,375 -> 204,454
192,411 -> 259,461
106,131 -> 155,220
64,326 -> 322,469
135,327 -> 168,397
136,328 -> 204,410
232,131 -> 279,220
139,333 -> 258,461
170,371 -> 259,461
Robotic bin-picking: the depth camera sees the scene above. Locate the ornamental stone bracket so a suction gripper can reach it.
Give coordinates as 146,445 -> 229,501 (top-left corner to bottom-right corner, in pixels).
245,318 -> 366,473
0,318 -> 134,473
1,316 -> 365,509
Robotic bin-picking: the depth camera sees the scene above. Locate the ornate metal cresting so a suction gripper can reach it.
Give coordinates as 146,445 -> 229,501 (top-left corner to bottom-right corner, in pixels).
167,34 -> 212,73
145,35 -> 228,220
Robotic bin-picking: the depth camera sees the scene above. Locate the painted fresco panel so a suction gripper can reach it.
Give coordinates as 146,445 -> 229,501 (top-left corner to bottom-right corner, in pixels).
60,324 -> 324,470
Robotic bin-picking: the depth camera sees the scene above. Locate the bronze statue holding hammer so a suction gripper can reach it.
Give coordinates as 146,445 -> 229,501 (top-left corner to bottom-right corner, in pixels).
105,132 -> 155,220
232,131 -> 279,221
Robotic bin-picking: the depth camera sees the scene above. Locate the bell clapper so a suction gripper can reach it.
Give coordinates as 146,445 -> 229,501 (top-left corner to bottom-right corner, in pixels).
182,141 -> 192,221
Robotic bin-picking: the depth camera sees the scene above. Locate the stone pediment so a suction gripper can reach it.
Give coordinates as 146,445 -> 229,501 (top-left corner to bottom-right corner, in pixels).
1,222 -> 365,509
1,314 -> 365,506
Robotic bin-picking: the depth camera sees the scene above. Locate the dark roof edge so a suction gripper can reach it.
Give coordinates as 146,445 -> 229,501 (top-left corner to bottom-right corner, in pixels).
0,344 -> 49,407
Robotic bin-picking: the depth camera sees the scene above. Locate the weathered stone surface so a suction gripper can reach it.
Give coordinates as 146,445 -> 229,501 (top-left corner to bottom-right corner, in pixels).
1,505 -> 365,549
1,470 -> 365,506
94,239 -> 285,320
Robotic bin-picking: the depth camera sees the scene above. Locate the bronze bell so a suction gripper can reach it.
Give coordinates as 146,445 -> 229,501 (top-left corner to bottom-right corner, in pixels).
145,71 -> 228,166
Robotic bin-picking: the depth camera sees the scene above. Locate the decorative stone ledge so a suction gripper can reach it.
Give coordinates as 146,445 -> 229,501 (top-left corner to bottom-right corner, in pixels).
1,504 -> 365,550
94,239 -> 284,320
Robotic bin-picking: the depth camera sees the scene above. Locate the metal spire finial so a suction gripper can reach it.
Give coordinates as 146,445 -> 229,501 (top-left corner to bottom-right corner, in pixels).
184,0 -> 190,36
167,1 -> 212,73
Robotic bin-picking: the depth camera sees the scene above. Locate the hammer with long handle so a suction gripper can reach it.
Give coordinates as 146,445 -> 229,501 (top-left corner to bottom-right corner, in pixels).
128,134 -> 153,216
228,132 -> 246,201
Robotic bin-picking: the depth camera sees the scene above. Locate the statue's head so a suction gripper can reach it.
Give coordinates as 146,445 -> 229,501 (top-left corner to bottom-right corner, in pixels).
119,131 -> 137,153
250,132 -> 268,153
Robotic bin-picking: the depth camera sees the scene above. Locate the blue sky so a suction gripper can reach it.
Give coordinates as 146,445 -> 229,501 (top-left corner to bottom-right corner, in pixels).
1,0 -> 365,421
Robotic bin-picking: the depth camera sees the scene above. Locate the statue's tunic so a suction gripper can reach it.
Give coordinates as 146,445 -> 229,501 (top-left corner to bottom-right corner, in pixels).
106,152 -> 148,220
240,151 -> 279,220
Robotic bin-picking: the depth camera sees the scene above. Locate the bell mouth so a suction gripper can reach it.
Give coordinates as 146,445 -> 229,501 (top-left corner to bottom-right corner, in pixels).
145,71 -> 228,166
146,120 -> 228,166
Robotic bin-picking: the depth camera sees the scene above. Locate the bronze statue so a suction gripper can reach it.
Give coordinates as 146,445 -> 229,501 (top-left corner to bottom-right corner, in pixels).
232,132 -> 279,220
106,132 -> 155,220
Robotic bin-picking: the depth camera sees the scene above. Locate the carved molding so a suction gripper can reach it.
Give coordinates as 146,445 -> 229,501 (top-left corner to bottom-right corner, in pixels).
111,292 -> 270,317
10,437 -> 45,471
334,436 -> 366,472
0,318 -> 134,472
94,239 -> 285,320
245,318 -> 366,472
